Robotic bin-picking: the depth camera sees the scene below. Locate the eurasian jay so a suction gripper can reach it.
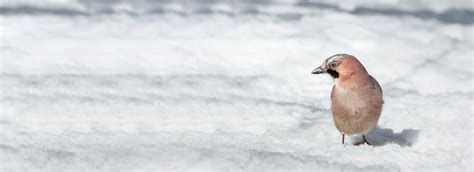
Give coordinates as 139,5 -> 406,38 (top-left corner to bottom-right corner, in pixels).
312,54 -> 383,145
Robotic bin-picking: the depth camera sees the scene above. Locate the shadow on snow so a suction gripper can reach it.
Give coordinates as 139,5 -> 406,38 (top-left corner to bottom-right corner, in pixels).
366,127 -> 420,147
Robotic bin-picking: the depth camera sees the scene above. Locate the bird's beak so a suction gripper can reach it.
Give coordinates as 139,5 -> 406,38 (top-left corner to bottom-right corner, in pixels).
311,67 -> 325,74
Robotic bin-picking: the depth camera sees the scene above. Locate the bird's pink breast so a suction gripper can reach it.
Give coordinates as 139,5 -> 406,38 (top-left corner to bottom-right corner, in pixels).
331,76 -> 383,135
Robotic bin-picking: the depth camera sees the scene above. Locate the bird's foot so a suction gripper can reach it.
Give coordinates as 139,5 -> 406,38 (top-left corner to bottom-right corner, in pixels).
354,135 -> 372,146
354,140 -> 372,146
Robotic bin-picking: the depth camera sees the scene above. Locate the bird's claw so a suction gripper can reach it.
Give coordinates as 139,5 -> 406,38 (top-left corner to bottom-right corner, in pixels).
354,141 -> 372,146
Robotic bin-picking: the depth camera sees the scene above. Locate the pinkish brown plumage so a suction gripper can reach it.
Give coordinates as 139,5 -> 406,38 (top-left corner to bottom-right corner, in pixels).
312,54 -> 383,145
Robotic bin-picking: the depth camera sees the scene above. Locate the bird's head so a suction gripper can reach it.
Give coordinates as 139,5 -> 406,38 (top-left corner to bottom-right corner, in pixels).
311,54 -> 367,79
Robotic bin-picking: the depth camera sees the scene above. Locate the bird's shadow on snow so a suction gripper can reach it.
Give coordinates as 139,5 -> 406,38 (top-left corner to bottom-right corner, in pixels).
367,127 -> 420,147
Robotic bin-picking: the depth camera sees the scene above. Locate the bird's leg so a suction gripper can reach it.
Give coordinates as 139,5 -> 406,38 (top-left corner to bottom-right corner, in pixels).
362,135 -> 371,145
355,135 -> 372,146
342,134 -> 345,144
355,135 -> 372,145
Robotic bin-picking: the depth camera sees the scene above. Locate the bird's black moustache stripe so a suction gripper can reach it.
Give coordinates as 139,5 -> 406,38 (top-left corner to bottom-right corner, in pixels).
327,69 -> 339,78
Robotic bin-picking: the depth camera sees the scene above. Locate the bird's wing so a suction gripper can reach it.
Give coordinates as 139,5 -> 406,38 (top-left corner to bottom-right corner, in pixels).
369,75 -> 384,103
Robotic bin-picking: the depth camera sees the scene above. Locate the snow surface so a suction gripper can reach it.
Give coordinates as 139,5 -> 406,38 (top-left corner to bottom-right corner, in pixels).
1,1 -> 473,171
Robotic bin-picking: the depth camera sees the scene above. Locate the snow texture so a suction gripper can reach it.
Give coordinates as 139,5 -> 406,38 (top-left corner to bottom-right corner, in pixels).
1,0 -> 473,171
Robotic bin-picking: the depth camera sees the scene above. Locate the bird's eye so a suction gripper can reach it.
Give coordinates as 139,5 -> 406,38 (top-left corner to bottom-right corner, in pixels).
330,62 -> 338,68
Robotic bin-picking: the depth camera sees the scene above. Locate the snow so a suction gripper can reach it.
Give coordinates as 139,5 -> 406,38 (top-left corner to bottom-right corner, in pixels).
1,1 -> 473,171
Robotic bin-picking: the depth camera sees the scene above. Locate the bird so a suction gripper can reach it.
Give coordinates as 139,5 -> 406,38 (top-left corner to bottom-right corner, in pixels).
311,54 -> 383,145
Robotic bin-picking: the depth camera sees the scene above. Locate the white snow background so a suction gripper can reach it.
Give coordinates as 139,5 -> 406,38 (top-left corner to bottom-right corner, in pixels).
0,0 -> 473,171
